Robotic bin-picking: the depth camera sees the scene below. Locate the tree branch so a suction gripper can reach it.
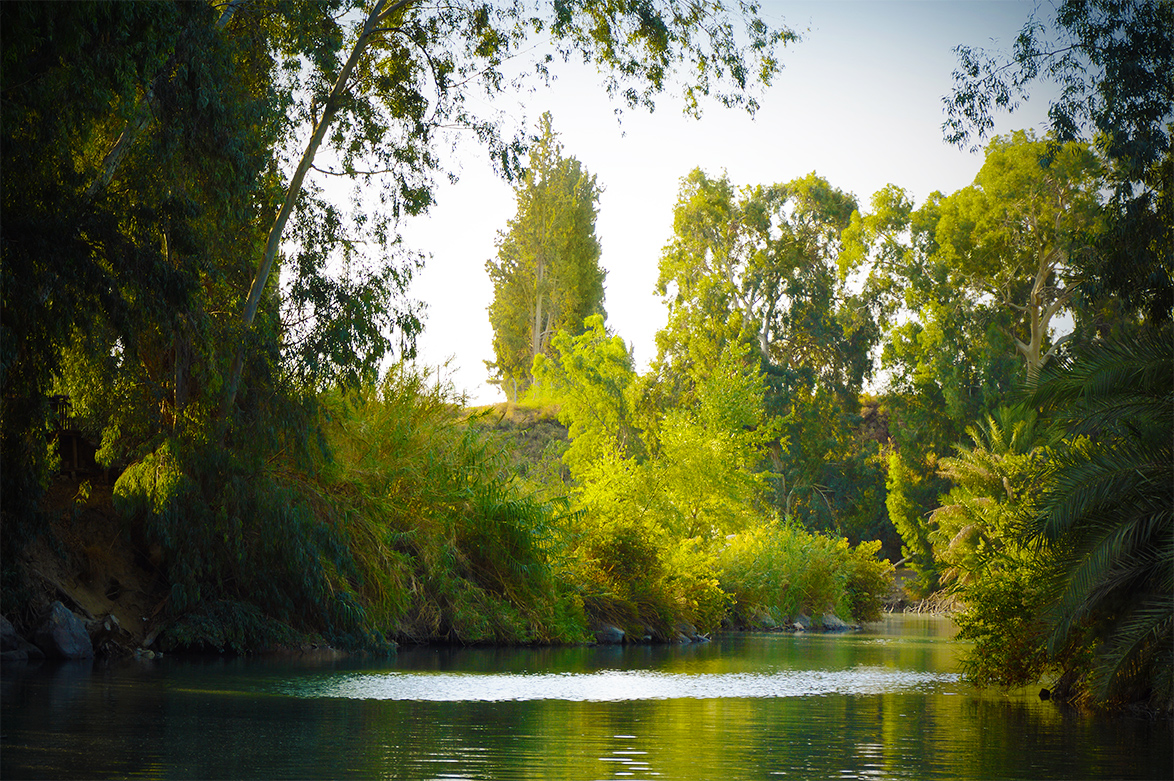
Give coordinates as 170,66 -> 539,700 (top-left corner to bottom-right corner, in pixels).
310,162 -> 399,177
83,3 -> 239,206
222,0 -> 409,426
1041,331 -> 1074,365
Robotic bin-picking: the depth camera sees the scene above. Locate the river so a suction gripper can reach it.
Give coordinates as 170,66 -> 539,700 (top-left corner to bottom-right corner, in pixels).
2,614 -> 1170,779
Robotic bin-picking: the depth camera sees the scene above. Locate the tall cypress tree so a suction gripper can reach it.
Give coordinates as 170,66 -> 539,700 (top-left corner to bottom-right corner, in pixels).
486,113 -> 606,401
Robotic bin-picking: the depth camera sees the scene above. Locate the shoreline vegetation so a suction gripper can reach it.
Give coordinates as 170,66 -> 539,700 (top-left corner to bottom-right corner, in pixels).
3,391 -> 897,662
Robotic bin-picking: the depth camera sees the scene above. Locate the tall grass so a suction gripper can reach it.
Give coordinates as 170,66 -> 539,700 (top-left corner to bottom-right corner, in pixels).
113,364 -> 587,651
112,362 -> 890,652
317,364 -> 586,644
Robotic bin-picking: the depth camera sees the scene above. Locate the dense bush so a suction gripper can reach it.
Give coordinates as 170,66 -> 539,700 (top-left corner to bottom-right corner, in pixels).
718,520 -> 892,626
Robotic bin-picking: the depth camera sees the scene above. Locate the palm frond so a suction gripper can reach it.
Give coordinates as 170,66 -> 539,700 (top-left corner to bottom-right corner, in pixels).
1028,324 -> 1173,708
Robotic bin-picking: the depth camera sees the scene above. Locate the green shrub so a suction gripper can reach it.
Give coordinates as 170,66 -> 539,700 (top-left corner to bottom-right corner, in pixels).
952,562 -> 1070,690
718,520 -> 892,625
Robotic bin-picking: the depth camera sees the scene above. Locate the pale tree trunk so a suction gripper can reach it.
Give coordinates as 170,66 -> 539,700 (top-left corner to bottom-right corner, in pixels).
84,4 -> 240,205
219,0 -> 414,430
1014,246 -> 1074,387
531,253 -> 546,368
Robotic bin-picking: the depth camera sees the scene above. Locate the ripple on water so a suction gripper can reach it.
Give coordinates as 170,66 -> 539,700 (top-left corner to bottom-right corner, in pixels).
278,666 -> 960,702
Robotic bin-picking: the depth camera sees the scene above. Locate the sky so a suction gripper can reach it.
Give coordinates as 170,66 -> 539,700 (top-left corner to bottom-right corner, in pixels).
399,0 -> 1059,405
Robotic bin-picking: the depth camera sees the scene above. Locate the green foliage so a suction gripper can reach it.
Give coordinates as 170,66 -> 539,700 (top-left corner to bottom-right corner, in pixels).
930,406 -> 1058,587
843,540 -> 893,623
932,130 -> 1104,383
0,0 -> 275,575
487,114 -> 606,400
885,451 -> 939,596
654,169 -> 885,540
162,600 -> 311,656
1028,326 -> 1173,709
952,561 -> 1063,690
925,405 -> 1071,692
649,349 -> 782,538
104,364 -> 595,651
938,328 -> 1172,712
532,315 -> 642,475
568,514 -> 731,639
113,435 -> 389,651
718,521 -> 893,626
2,0 -> 794,633
319,365 -> 587,645
655,169 -> 871,395
944,0 -> 1173,324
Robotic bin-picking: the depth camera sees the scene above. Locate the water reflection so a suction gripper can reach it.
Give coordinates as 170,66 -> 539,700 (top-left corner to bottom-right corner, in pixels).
280,666 -> 961,701
2,616 -> 1170,781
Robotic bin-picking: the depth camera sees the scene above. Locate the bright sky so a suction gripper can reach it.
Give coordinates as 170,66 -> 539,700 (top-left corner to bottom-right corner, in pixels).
401,0 -> 1058,405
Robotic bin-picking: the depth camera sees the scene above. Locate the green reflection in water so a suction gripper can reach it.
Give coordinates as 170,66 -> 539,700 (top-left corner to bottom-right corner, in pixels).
2,615 -> 1170,780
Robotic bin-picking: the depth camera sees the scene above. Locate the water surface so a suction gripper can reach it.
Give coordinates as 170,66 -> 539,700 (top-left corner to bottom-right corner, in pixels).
2,614 -> 1169,779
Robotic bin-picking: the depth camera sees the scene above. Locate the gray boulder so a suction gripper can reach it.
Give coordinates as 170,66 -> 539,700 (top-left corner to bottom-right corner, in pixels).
746,606 -> 777,629
817,613 -> 852,631
33,602 -> 94,659
593,624 -> 625,645
675,622 -> 708,642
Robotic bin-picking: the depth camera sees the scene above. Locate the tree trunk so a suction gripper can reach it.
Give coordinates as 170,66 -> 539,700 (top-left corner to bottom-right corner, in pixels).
219,0 -> 413,431
84,4 -> 239,206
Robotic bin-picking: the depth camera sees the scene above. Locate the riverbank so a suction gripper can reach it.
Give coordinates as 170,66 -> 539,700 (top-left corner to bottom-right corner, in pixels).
3,470 -> 895,661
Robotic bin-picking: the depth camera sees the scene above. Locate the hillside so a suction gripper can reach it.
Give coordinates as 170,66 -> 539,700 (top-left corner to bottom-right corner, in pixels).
464,402 -> 570,486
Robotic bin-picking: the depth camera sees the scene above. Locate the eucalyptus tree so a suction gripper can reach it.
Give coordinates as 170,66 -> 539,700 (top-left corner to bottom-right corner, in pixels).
846,132 -> 1103,585
654,169 -> 880,534
218,0 -> 798,419
932,130 -> 1105,385
656,170 -> 868,391
944,0 -> 1173,324
487,114 -> 605,401
2,0 -> 796,482
1,1 -> 280,535
1,0 -> 797,631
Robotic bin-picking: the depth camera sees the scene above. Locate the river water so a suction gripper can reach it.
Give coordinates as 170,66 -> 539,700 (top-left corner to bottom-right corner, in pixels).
2,614 -> 1169,779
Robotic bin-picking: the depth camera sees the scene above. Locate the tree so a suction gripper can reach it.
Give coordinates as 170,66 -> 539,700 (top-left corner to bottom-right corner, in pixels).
219,0 -> 799,419
944,0 -> 1173,324
1029,327 -> 1173,708
487,114 -> 605,400
930,405 -> 1057,587
845,185 -> 1018,434
1,0 -> 793,542
532,314 -> 640,474
932,130 -> 1105,385
654,169 -> 879,534
650,345 -> 781,539
1,1 -> 282,539
656,169 -> 869,394
847,130 -> 1108,396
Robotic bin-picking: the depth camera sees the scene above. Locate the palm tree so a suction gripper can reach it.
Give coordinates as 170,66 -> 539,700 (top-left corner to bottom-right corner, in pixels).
1029,325 -> 1173,709
930,405 -> 1057,587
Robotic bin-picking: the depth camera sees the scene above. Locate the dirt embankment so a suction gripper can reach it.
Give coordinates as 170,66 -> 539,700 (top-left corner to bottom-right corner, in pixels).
8,474 -> 168,654
465,402 -> 569,478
